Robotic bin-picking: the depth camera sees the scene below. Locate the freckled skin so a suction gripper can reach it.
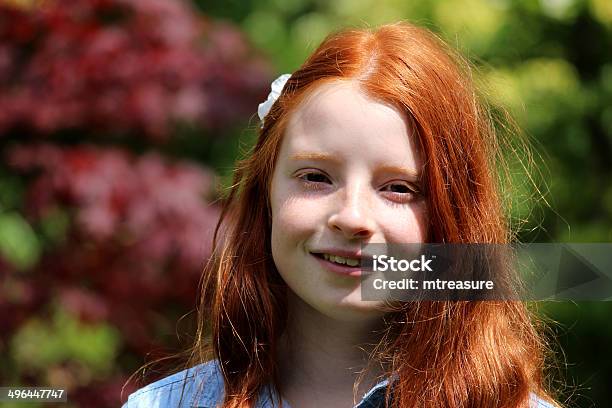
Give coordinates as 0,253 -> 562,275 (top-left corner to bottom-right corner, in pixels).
270,80 -> 428,323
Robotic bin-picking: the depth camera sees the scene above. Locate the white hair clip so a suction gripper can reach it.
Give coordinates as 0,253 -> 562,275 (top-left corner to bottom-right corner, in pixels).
257,73 -> 291,128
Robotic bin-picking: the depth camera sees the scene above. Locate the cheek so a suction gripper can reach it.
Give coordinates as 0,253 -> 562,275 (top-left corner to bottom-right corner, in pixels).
382,200 -> 429,243
271,195 -> 322,245
270,175 -> 323,256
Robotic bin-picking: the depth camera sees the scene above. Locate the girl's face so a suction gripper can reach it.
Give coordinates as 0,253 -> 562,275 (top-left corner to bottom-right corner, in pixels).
270,81 -> 428,322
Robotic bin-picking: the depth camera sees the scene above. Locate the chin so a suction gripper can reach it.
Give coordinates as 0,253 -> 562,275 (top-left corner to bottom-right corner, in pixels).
319,296 -> 388,323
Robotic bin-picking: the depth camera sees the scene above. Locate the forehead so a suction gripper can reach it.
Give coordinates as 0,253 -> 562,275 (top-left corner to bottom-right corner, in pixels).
283,81 -> 420,166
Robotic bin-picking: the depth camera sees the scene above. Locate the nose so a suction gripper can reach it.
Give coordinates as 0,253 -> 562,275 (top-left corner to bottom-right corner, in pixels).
327,183 -> 376,240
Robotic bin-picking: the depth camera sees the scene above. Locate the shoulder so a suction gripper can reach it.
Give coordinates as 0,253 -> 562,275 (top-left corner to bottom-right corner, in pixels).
530,392 -> 559,408
121,360 -> 224,408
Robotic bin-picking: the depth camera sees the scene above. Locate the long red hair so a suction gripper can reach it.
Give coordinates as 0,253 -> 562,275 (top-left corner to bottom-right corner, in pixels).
190,21 -> 559,408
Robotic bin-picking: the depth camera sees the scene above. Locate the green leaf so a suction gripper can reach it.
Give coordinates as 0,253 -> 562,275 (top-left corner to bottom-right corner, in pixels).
11,306 -> 120,375
0,211 -> 41,270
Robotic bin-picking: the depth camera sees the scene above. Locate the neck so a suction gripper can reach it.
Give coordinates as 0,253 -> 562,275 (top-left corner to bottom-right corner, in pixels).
277,291 -> 388,407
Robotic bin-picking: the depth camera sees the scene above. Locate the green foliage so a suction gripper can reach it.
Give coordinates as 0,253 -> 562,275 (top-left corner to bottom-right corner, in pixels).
0,211 -> 40,270
11,306 -> 120,375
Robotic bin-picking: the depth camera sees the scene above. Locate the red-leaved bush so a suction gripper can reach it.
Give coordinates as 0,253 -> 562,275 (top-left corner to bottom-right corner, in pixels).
6,143 -> 219,349
0,0 -> 271,405
0,0 -> 270,138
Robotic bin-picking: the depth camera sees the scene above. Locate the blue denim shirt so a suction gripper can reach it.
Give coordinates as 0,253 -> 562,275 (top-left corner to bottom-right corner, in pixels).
121,360 -> 556,408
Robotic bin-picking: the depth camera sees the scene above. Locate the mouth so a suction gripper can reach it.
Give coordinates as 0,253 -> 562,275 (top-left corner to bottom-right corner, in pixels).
310,251 -> 362,277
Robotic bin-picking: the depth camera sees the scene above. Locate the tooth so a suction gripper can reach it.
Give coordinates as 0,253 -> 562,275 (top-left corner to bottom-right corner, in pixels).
346,258 -> 359,267
321,254 -> 361,266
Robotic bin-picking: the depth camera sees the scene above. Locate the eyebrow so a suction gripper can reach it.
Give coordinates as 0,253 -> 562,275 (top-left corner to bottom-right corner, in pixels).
377,164 -> 422,180
289,152 -> 422,180
288,152 -> 342,164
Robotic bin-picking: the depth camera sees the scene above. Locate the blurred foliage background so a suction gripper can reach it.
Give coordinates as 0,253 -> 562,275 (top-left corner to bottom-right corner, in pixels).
0,0 -> 610,407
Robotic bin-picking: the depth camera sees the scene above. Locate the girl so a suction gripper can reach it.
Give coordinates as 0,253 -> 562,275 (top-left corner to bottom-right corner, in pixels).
122,21 -> 560,408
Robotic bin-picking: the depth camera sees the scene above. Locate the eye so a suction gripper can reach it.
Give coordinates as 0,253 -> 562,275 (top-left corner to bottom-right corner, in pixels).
296,170 -> 332,187
383,183 -> 411,193
380,182 -> 419,203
